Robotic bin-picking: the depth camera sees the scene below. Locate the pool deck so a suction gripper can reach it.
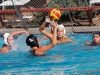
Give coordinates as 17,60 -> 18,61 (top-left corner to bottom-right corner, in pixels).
0,26 -> 100,35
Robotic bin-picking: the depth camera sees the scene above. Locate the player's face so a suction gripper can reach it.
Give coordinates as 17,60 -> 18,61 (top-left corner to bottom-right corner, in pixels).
57,28 -> 64,38
93,34 -> 100,43
7,35 -> 14,47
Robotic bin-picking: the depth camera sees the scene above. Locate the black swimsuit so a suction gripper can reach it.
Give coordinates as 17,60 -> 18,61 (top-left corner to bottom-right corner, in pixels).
29,50 -> 45,56
90,42 -> 100,46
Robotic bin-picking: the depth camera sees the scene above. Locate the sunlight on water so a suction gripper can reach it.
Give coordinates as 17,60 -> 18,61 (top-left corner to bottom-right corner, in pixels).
0,33 -> 100,75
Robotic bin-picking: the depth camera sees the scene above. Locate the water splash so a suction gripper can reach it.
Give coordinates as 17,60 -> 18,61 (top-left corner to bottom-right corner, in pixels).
11,34 -> 31,52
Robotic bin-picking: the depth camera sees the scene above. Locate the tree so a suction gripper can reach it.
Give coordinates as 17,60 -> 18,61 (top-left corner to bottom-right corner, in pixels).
29,0 -> 90,26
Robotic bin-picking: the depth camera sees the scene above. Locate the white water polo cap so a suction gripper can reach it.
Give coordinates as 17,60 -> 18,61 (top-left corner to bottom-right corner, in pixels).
3,33 -> 10,45
57,24 -> 66,34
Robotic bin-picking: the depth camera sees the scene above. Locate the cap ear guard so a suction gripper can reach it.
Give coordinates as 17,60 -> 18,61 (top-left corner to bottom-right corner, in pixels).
26,34 -> 39,48
57,24 -> 66,34
3,33 -> 10,45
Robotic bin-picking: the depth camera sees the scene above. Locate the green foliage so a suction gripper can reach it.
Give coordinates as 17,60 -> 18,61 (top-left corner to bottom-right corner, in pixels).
29,0 -> 91,26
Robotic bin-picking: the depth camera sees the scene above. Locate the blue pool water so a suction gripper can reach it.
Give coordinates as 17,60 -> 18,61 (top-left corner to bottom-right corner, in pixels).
0,33 -> 100,75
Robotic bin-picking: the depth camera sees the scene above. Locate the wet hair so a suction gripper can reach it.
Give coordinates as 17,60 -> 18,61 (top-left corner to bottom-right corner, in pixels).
26,34 -> 39,48
94,32 -> 100,36
92,32 -> 100,39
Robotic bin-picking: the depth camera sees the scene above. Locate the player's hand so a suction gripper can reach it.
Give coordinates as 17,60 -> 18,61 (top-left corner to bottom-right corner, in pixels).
45,16 -> 51,23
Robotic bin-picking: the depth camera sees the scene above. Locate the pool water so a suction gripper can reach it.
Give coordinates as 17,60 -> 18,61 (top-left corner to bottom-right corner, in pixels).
0,33 -> 100,75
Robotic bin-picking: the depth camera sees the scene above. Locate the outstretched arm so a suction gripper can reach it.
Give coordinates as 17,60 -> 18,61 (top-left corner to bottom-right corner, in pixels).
37,22 -> 57,52
63,35 -> 73,42
66,38 -> 73,42
11,30 -> 29,37
85,41 -> 92,44
39,16 -> 53,40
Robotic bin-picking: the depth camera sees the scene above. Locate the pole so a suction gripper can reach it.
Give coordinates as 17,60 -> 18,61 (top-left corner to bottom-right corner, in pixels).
2,0 -> 5,28
10,0 -> 27,29
62,0 -> 74,33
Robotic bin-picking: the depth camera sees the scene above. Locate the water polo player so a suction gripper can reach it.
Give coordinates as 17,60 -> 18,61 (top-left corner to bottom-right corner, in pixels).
90,32 -> 100,46
56,24 -> 73,43
26,19 -> 57,56
0,30 -> 29,53
41,16 -> 73,43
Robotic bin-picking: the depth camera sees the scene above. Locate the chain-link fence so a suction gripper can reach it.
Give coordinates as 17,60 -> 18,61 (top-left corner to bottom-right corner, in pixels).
0,0 -> 100,34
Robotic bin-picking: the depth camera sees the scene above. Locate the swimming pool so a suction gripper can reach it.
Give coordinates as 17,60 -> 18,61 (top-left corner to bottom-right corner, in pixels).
0,33 -> 100,75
